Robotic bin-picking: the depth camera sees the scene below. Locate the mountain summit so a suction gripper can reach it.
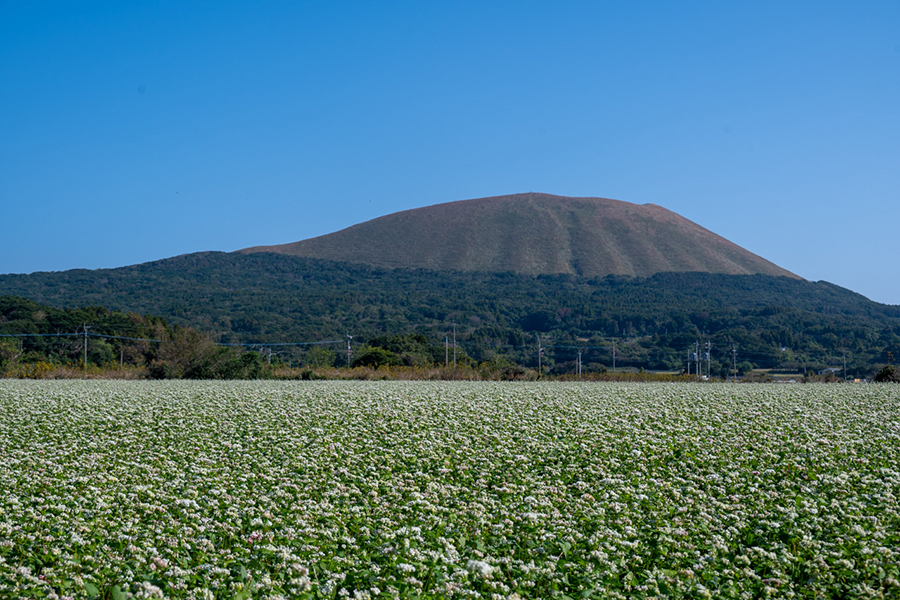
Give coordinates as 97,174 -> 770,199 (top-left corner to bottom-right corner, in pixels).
239,193 -> 798,279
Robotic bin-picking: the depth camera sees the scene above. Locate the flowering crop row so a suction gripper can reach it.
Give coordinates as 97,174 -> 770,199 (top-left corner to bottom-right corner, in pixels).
1,381 -> 899,599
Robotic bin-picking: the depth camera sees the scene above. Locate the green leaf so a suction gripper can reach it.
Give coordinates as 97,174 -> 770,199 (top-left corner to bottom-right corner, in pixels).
83,582 -> 100,598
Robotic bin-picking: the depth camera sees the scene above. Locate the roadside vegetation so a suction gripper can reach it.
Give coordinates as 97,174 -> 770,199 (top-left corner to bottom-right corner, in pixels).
2,295 -> 897,381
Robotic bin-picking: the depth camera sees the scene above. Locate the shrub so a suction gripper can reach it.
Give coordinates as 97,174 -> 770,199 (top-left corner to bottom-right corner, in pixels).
351,346 -> 402,369
875,365 -> 900,383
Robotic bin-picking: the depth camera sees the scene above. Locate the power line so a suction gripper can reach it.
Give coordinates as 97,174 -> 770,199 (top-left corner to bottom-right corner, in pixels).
221,340 -> 343,347
90,333 -> 164,343
2,327 -> 895,373
0,332 -> 165,342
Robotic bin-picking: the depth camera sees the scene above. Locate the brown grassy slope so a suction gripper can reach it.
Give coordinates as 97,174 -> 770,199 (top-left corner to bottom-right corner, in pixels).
238,193 -> 799,279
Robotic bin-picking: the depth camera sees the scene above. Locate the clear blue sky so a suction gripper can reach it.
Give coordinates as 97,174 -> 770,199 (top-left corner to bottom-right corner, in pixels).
2,1 -> 898,304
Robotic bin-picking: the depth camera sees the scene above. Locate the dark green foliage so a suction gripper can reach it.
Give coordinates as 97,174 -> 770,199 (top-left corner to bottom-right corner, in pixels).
148,327 -> 271,379
351,346 -> 401,369
875,365 -> 900,383
519,311 -> 557,333
0,339 -> 18,370
0,296 -> 269,379
737,361 -> 756,376
1,252 -> 899,377
477,355 -> 528,380
0,295 -> 168,367
367,334 -> 444,366
185,349 -> 268,380
304,345 -> 335,368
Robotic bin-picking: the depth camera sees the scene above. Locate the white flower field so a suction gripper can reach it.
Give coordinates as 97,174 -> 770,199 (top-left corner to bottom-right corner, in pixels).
1,381 -> 899,599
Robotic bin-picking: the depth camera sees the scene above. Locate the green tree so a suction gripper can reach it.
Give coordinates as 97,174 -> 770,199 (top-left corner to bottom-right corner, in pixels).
0,338 -> 21,372
351,346 -> 401,369
368,334 -> 441,366
305,346 -> 336,368
875,365 -> 900,383
87,338 -> 116,365
737,361 -> 755,376
150,327 -> 218,378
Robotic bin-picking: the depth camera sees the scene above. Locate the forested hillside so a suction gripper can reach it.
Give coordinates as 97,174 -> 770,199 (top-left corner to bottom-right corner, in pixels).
1,252 -> 898,377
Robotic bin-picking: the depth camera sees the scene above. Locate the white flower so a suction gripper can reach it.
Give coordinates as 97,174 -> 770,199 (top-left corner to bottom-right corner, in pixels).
466,559 -> 494,577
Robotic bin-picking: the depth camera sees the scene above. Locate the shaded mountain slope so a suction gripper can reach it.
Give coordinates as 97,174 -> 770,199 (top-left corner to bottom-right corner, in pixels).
0,252 -> 896,374
240,193 -> 798,278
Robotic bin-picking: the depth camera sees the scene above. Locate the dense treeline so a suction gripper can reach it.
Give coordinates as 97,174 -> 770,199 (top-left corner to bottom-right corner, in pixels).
0,296 -> 268,379
1,252 -> 899,378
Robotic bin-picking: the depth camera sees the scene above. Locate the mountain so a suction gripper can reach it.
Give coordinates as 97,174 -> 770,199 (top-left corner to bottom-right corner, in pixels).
239,193 -> 798,279
1,192 -> 896,376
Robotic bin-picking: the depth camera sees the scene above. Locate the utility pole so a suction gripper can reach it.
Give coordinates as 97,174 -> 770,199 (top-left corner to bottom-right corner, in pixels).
452,323 -> 457,369
705,340 -> 712,380
82,323 -> 92,370
577,349 -> 582,380
612,339 -> 617,374
732,344 -> 737,383
445,336 -> 449,368
537,335 -> 543,377
346,334 -> 353,368
695,341 -> 701,381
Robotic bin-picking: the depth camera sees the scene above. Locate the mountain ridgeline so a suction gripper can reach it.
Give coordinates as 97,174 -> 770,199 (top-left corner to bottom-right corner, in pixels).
241,193 -> 797,279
